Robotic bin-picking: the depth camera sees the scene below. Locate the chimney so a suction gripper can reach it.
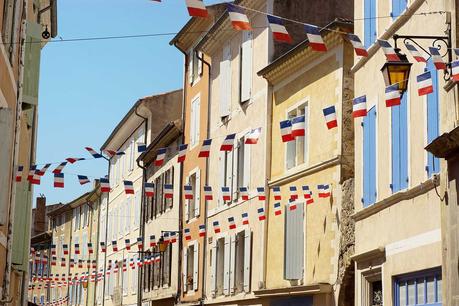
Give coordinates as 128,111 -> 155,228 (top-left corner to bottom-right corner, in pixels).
34,196 -> 46,235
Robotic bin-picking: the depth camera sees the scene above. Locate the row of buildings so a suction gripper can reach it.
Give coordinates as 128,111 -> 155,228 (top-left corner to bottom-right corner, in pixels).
26,0 -> 458,306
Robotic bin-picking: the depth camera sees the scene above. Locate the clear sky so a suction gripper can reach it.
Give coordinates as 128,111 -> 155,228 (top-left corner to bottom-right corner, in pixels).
34,0 -> 221,205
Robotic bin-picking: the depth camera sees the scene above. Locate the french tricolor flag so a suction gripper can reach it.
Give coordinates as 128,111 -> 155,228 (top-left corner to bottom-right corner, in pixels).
164,184 -> 174,199
323,106 -> 338,129
145,182 -> 155,197
221,133 -> 236,151
15,166 -> 23,182
103,149 -> 124,158
88,243 -> 93,254
171,232 -> 177,243
239,187 -> 249,201
137,237 -> 144,250
198,139 -> 212,158
27,165 -> 36,181
291,115 -> 305,137
289,186 -> 298,200
280,119 -> 294,142
185,0 -> 208,18
221,187 -> 231,202
100,178 -> 110,193
245,127 -> 261,144
54,173 -> 64,188
385,84 -> 401,107
429,47 -> 446,70
405,43 -> 426,63
213,221 -> 221,233
51,244 -> 56,255
352,95 -> 367,118
318,184 -> 331,198
452,60 -> 459,82
85,147 -> 103,159
184,228 -> 192,241
100,242 -> 106,253
137,143 -> 147,153
377,40 -> 400,61
302,186 -> 314,204
155,148 -> 167,166
66,157 -> 84,164
199,224 -> 206,237
272,186 -> 281,200
77,175 -> 90,185
257,187 -> 266,201
274,202 -> 282,216
74,244 -> 80,255
184,185 -> 193,200
63,244 -> 69,255
267,15 -> 292,43
204,186 -> 213,200
347,33 -> 368,57
241,212 -> 249,225
288,200 -> 297,211
257,207 -> 266,221
227,3 -> 252,31
228,216 -> 236,230
178,144 -> 188,163
124,181 -> 134,195
52,162 -> 67,174
149,235 -> 156,247
417,71 -> 434,96
112,241 -> 118,252
37,163 -> 51,176
304,24 -> 327,52
125,239 -> 131,250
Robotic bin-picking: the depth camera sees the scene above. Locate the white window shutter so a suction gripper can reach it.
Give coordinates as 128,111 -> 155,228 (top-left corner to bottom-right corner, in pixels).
190,102 -> 195,145
195,98 -> 200,143
195,169 -> 201,217
219,153 -> 226,206
226,152 -> 233,195
193,241 -> 199,291
185,176 -> 190,221
223,235 -> 231,296
198,51 -> 203,76
183,247 -> 188,292
220,44 -> 231,118
243,141 -> 251,188
240,31 -> 253,103
188,50 -> 194,84
229,234 -> 236,293
232,146 -> 239,198
210,242 -> 217,296
243,229 -> 251,292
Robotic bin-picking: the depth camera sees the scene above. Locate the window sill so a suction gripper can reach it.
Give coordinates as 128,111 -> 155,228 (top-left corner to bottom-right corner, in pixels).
352,175 -> 439,222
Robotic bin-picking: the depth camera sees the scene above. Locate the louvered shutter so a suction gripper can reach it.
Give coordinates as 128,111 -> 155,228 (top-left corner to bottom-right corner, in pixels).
183,246 -> 188,292
229,234 -> 236,293
210,242 -> 217,296
193,241 -> 199,290
198,51 -> 203,76
23,21 -> 42,106
226,151 -> 233,196
188,50 -> 194,84
243,229 -> 251,292
223,235 -> 231,295
284,203 -> 304,280
220,44 -> 231,118
195,169 -> 201,217
185,175 -> 190,221
240,31 -> 253,103
0,108 -> 13,225
219,153 -> 226,206
243,140 -> 251,188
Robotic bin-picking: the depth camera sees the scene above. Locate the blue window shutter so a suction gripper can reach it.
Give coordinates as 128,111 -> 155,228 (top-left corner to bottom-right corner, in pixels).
392,0 -> 408,18
400,93 -> 409,189
363,107 -> 377,206
364,0 -> 376,48
391,104 -> 401,192
427,60 -> 440,177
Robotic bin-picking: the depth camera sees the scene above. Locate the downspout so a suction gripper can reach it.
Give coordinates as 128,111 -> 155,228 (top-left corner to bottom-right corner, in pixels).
101,161 -> 111,306
174,42 -> 187,303
86,196 -> 94,306
196,50 -> 211,305
134,104 -> 148,306
1,0 -> 28,303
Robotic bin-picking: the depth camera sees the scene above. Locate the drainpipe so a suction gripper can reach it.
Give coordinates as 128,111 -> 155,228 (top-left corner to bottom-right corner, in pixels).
1,0 -> 28,303
101,161 -> 111,306
134,104 -> 148,306
196,50 -> 211,305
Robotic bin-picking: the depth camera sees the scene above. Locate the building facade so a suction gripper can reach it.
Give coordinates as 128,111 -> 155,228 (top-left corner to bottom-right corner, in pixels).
352,0 -> 447,304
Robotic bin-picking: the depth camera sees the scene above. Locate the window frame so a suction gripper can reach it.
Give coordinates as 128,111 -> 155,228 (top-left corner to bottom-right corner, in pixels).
284,101 -> 309,171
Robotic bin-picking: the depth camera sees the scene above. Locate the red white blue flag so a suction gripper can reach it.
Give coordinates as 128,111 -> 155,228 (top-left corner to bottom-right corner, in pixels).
185,0 -> 208,17
227,4 -> 251,31
274,202 -> 282,216
385,84 -> 401,107
405,43 -> 426,63
184,185 -> 193,200
37,163 -> 51,176
155,148 -> 167,166
164,184 -> 174,199
272,186 -> 281,200
204,186 -> 213,200
429,47 -> 446,70
304,24 -> 326,51
228,216 -> 236,230
100,242 -> 106,253
280,119 -> 294,142
125,239 -> 131,250
241,212 -> 249,225
85,147 -> 103,159
257,187 -> 266,200
347,33 -> 368,57
198,139 -> 212,158
88,243 -> 93,254
78,175 -> 90,185
137,237 -> 143,250
100,178 -> 110,193
54,173 -> 64,188
377,40 -> 400,61
323,106 -> 338,129
213,221 -> 221,233
245,127 -> 261,144
417,71 -> 434,96
15,165 -> 23,182
353,95 -> 367,118
318,184 -> 331,198
149,235 -> 156,247
291,115 -> 305,137
52,162 -> 67,174
302,186 -> 314,204
239,187 -> 249,201
103,149 -> 124,158
63,244 -> 69,255
267,15 -> 292,43
145,182 -> 155,197
220,133 -> 236,151
289,199 -> 297,211
124,181 -> 134,195
221,187 -> 231,202
178,144 -> 188,163
257,207 -> 266,221
74,244 -> 80,255
184,228 -> 192,241
66,157 -> 84,164
199,224 -> 206,237
137,143 -> 147,153
112,241 -> 118,252
452,60 -> 459,82
289,186 -> 298,200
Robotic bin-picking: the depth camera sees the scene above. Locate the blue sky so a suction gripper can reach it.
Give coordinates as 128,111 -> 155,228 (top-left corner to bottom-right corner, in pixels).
35,0 -> 221,205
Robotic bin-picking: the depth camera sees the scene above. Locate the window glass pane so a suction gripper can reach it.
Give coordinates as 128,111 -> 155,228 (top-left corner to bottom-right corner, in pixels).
407,280 -> 415,305
417,278 -> 425,304
399,282 -> 407,306
426,276 -> 435,303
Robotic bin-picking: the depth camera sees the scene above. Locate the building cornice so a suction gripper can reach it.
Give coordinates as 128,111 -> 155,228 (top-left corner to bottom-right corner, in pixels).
253,283 -> 332,297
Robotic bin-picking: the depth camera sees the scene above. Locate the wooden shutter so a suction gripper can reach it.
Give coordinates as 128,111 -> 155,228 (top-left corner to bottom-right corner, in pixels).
219,153 -> 226,206
190,100 -> 195,145
232,146 -> 239,198
220,44 -> 231,118
226,151 -> 233,196
23,21 -> 42,106
195,169 -> 201,217
364,0 -> 376,48
392,0 -> 408,18
223,235 -> 231,295
243,229 -> 251,292
188,50 -> 194,84
284,203 -> 304,280
243,140 -> 251,188
363,107 -> 377,206
0,108 -> 13,225
193,241 -> 199,290
229,234 -> 236,293
210,242 -> 217,296
183,246 -> 188,292
426,60 -> 440,177
198,51 -> 203,76
195,97 -> 201,144
240,31 -> 253,103
185,175 -> 190,221
391,94 -> 409,193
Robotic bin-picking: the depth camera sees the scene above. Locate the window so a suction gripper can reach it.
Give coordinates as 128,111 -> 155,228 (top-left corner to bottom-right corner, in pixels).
190,96 -> 201,147
183,242 -> 199,293
214,238 -> 225,296
395,268 -> 442,306
364,0 -> 377,48
234,231 -> 245,293
75,207 -> 81,230
239,31 -> 253,103
426,60 -> 440,177
362,268 -> 382,306
220,43 -> 232,118
123,259 -> 129,295
391,93 -> 409,192
392,0 -> 408,18
131,256 -> 138,293
286,104 -> 308,170
186,170 -> 200,221
284,202 -> 304,280
363,106 -> 377,206
162,243 -> 172,287
152,167 -> 174,218
188,49 -> 203,85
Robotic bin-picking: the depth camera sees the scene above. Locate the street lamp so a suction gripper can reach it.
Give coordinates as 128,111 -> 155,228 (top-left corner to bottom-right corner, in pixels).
380,48 -> 412,95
